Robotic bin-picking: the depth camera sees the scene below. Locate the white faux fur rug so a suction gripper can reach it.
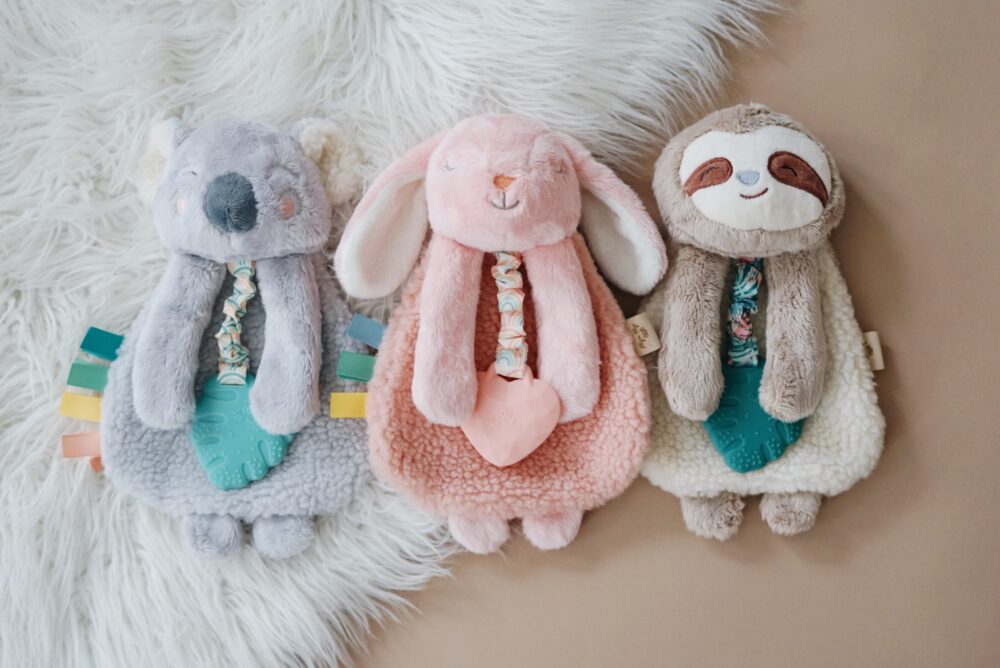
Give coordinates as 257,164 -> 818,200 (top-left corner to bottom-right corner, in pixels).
0,1 -> 774,665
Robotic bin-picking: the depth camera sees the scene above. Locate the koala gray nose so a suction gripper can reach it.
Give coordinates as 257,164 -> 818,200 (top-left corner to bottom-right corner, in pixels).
735,170 -> 760,186
203,172 -> 257,233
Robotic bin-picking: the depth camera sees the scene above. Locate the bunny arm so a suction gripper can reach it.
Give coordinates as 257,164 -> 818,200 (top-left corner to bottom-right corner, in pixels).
759,249 -> 826,422
132,253 -> 226,430
249,253 -> 322,434
523,237 -> 600,422
412,235 -> 482,426
658,244 -> 729,421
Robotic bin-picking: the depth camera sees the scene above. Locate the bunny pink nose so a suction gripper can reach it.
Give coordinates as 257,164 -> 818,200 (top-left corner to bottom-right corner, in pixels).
493,174 -> 517,191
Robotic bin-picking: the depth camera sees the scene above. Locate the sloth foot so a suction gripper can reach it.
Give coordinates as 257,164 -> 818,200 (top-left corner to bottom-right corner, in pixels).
680,493 -> 745,541
760,492 -> 822,536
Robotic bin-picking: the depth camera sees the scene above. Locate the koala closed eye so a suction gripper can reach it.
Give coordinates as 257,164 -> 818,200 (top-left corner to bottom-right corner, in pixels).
443,159 -> 456,172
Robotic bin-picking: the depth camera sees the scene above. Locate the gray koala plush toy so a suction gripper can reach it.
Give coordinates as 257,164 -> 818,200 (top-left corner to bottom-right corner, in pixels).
101,118 -> 370,559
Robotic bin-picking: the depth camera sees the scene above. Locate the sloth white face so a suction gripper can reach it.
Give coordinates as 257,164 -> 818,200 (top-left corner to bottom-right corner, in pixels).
679,125 -> 832,231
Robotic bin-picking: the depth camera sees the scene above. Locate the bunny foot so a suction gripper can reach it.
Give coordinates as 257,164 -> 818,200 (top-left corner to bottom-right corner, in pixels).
760,492 -> 822,536
522,510 -> 583,550
184,513 -> 243,558
252,515 -> 316,559
680,493 -> 745,541
448,515 -> 510,554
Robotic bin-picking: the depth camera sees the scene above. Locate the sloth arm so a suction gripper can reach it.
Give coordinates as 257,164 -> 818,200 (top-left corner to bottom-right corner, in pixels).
658,244 -> 729,421
249,253 -> 322,434
132,253 -> 225,430
760,249 -> 826,422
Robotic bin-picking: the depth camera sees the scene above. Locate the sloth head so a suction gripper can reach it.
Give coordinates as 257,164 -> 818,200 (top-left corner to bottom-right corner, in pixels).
654,104 -> 844,257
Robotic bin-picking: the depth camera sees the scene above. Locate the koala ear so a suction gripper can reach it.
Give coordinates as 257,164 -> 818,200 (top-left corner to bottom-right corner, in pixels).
297,119 -> 364,207
130,117 -> 188,206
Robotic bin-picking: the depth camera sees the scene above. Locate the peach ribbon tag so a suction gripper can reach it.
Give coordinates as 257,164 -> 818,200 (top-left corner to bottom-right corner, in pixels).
460,365 -> 561,467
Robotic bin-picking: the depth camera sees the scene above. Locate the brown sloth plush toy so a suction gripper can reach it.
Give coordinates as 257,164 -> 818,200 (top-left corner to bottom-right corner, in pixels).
642,104 -> 884,539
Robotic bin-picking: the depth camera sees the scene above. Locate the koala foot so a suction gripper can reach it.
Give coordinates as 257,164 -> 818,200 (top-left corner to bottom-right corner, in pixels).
760,492 -> 822,536
184,513 -> 243,558
252,515 -> 316,559
680,493 -> 745,541
448,515 -> 510,554
522,510 -> 584,550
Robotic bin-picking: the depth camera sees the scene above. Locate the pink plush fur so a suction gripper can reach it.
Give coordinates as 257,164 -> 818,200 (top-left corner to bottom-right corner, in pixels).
367,234 -> 651,527
336,114 -> 667,551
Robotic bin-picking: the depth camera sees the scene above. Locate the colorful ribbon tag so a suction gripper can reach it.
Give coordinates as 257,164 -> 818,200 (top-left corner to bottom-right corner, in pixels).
460,252 -> 561,467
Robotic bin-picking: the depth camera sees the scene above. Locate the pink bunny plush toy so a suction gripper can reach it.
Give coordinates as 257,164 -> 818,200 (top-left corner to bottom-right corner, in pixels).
335,114 -> 667,553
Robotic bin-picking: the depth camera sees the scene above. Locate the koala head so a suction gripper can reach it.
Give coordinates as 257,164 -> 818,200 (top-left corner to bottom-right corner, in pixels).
654,104 -> 844,258
134,118 -> 361,263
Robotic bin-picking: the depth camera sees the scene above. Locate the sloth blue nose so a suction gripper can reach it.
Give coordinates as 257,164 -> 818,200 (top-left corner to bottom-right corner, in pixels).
204,172 -> 258,233
735,170 -> 760,186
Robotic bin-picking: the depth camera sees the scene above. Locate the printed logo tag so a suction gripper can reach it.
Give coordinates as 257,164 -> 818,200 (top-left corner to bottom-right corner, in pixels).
626,312 -> 661,356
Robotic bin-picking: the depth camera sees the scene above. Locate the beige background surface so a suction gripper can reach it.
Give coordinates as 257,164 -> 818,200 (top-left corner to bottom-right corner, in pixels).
357,1 -> 1000,665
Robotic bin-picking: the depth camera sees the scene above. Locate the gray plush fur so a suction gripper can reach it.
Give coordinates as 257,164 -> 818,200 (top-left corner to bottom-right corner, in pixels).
106,120 -> 368,558
134,120 -> 333,434
652,104 -> 840,423
185,513 -> 244,558
103,252 -> 370,559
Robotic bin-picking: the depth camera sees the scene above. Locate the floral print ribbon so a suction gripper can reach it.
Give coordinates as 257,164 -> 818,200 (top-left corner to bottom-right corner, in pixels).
727,257 -> 764,368
491,251 -> 528,379
215,260 -> 257,385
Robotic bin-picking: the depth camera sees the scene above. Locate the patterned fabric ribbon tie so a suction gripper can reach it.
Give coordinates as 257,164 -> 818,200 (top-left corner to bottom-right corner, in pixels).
215,260 -> 257,385
491,251 -> 528,379
727,257 -> 764,368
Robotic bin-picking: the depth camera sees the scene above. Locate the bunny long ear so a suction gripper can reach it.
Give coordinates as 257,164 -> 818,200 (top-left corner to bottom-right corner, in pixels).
334,132 -> 444,299
297,119 -> 364,207
561,134 -> 667,295
130,117 -> 188,206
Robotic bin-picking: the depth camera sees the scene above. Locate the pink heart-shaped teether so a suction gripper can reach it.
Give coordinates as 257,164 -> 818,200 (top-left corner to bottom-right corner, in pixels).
460,365 -> 561,467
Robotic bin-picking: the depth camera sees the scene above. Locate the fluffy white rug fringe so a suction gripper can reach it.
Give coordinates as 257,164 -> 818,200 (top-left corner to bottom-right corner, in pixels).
0,0 -> 775,665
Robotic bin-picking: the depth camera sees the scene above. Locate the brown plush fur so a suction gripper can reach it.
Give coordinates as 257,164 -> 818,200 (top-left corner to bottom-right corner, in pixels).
652,104 -> 841,424
653,104 -> 845,259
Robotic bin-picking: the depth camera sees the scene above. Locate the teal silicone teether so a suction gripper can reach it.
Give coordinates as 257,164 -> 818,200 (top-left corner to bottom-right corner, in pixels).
704,363 -> 803,473
703,257 -> 804,473
190,375 -> 293,490
187,260 -> 295,490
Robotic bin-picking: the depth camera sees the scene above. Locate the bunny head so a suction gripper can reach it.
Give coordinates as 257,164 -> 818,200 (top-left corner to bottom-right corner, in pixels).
653,104 -> 845,258
134,118 -> 361,264
335,114 -> 666,298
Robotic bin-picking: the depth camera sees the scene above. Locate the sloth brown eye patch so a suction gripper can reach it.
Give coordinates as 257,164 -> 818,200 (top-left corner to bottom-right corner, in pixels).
683,157 -> 733,196
767,151 -> 828,205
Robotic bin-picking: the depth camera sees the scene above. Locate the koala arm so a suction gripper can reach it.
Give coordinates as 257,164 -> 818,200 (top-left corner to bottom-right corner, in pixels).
132,253 -> 225,430
658,244 -> 729,421
249,253 -> 322,434
760,249 -> 826,422
523,237 -> 600,422
412,235 -> 482,426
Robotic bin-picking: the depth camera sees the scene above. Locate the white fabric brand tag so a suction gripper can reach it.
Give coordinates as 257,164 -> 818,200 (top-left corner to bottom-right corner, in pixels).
626,312 -> 661,356
863,331 -> 885,371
